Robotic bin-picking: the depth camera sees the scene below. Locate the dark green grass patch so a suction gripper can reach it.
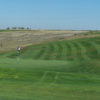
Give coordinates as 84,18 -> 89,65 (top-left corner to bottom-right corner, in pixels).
64,42 -> 72,60
56,43 -> 63,60
45,44 -> 54,60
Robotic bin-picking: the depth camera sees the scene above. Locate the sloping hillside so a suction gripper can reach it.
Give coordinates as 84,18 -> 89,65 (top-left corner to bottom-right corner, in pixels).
0,33 -> 100,100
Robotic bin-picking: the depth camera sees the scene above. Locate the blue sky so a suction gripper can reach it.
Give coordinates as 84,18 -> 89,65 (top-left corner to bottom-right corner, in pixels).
0,0 -> 100,30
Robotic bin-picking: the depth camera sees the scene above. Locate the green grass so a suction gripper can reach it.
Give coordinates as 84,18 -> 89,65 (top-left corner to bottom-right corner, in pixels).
0,29 -> 32,32
92,31 -> 100,34
0,36 -> 100,100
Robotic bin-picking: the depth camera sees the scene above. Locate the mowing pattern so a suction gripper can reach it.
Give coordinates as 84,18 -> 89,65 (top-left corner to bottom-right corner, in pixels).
64,42 -> 72,59
56,43 -> 63,60
30,39 -> 100,61
8,38 -> 100,61
34,46 -> 46,59
72,42 -> 84,60
75,42 -> 91,61
89,41 -> 100,54
45,44 -> 54,60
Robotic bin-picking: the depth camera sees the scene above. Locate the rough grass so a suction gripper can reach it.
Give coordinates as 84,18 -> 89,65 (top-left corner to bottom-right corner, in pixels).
0,36 -> 100,100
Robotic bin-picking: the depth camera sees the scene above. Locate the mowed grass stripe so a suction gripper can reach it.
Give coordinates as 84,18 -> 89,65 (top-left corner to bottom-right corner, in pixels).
36,71 -> 48,85
84,42 -> 99,59
93,38 -> 100,44
34,46 -> 46,59
60,42 -> 68,60
44,44 -> 54,60
49,43 -> 59,60
75,42 -> 91,61
40,44 -> 52,60
67,42 -> 79,61
56,43 -> 63,60
72,42 -> 84,60
64,42 -> 72,60
94,41 -> 100,45
89,41 -> 100,55
50,72 -> 60,85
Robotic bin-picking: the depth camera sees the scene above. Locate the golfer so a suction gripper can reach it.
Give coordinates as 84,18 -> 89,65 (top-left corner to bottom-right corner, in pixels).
18,46 -> 20,54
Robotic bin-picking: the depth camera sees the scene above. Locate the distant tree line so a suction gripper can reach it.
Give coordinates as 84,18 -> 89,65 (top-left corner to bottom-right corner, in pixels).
6,27 -> 31,30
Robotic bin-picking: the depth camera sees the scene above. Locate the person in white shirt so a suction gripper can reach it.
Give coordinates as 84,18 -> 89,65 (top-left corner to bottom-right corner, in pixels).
18,46 -> 20,54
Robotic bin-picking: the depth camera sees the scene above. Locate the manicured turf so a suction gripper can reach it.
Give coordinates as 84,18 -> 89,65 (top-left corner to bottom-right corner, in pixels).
0,36 -> 100,100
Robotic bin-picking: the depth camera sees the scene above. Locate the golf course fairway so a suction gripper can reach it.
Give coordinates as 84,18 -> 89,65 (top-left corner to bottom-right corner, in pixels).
0,35 -> 100,100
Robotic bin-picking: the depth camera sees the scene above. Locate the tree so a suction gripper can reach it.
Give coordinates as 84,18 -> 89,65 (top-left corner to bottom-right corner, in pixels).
21,27 -> 25,30
12,27 -> 17,30
7,27 -> 10,30
27,27 -> 29,30
18,27 -> 25,30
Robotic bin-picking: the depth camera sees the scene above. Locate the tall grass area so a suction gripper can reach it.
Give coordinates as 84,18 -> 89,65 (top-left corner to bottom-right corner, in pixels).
0,36 -> 100,100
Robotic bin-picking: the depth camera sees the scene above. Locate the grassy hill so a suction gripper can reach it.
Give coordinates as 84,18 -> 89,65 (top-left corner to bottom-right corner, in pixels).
0,35 -> 100,100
